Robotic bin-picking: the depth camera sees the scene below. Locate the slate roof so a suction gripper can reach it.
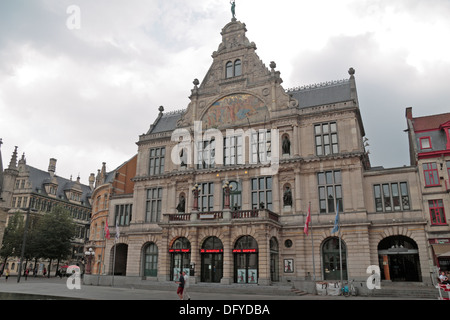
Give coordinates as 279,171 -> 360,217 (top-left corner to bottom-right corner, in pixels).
287,79 -> 353,109
26,165 -> 92,206
148,110 -> 185,134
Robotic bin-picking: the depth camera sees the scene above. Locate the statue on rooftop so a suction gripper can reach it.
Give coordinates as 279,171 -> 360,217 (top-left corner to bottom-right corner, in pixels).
230,1 -> 236,19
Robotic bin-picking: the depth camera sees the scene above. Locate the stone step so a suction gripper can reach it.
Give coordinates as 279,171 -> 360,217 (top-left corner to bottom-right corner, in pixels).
369,284 -> 439,299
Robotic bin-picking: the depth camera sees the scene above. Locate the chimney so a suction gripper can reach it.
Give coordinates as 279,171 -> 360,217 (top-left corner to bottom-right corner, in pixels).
405,107 -> 413,121
48,158 -> 57,177
89,173 -> 95,190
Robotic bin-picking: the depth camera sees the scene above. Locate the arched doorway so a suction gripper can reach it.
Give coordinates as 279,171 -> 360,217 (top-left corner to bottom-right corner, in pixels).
270,237 -> 279,282
322,237 -> 347,280
233,235 -> 258,284
170,237 -> 191,280
378,235 -> 421,282
143,242 -> 158,277
201,236 -> 223,283
110,244 -> 128,275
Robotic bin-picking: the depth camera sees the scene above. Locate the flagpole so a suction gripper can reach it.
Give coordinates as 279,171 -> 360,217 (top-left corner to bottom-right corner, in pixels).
309,202 -> 316,281
338,202 -> 343,291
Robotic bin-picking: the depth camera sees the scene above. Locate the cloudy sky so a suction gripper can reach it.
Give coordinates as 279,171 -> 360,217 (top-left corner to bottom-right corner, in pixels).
1,0 -> 449,183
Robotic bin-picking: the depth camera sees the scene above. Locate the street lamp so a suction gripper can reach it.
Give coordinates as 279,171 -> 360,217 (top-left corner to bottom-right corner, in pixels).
84,247 -> 95,275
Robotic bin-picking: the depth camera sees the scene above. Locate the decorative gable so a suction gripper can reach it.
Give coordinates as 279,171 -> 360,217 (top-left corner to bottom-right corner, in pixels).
176,19 -> 297,129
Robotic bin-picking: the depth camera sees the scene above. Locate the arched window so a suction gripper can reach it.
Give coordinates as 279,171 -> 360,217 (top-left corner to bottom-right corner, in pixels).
226,61 -> 233,78
234,235 -> 258,283
322,237 -> 347,280
144,243 -> 158,277
226,59 -> 242,78
170,237 -> 191,280
270,237 -> 279,282
201,237 -> 223,283
234,59 -> 242,76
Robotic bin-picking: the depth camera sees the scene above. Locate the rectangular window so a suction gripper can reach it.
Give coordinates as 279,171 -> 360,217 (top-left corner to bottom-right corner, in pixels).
199,182 -> 214,212
318,170 -> 342,213
197,139 -> 215,169
250,130 -> 271,164
447,160 -> 450,179
423,162 -> 440,187
315,122 -> 338,156
224,135 -> 243,166
419,137 -> 431,149
149,147 -> 165,175
429,199 -> 446,225
251,177 -> 272,210
146,188 -> 162,222
373,182 -> 410,212
115,204 -> 132,226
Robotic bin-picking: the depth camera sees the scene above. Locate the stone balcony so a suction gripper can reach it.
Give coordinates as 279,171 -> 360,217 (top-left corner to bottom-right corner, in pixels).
162,209 -> 280,225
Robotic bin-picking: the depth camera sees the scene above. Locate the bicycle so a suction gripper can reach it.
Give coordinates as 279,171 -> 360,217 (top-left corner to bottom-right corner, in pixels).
341,279 -> 357,297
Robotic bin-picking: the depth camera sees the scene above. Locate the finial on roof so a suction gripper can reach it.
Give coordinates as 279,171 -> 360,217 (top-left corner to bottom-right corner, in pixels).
348,67 -> 355,76
8,146 -> 18,169
159,105 -> 164,114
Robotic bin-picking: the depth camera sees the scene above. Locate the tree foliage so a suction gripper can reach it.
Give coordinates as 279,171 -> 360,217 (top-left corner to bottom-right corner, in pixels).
33,205 -> 77,261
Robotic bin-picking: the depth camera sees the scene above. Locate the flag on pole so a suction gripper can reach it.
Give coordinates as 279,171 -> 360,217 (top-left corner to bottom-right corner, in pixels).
105,219 -> 110,239
331,201 -> 340,234
304,204 -> 311,235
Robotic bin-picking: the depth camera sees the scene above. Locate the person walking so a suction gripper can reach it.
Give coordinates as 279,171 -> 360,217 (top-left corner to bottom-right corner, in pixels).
183,271 -> 191,300
4,269 -> 9,282
24,268 -> 29,280
175,271 -> 185,300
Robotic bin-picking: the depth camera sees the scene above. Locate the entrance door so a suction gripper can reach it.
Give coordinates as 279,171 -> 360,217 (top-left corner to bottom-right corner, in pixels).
322,237 -> 347,281
201,237 -> 223,283
234,235 -> 258,284
170,237 -> 191,280
201,252 -> 223,282
378,235 -> 421,282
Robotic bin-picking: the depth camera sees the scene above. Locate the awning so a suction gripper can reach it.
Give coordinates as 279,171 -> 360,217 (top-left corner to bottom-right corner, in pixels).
432,244 -> 450,257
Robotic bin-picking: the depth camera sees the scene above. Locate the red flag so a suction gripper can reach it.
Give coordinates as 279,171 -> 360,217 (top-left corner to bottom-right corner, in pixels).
304,204 -> 311,235
105,220 -> 110,239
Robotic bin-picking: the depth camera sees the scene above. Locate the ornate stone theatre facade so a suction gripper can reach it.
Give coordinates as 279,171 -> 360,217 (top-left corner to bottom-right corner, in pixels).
97,18 -> 432,287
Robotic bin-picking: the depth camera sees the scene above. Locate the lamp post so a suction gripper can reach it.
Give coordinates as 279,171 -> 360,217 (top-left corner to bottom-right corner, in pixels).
84,247 -> 95,275
192,184 -> 200,211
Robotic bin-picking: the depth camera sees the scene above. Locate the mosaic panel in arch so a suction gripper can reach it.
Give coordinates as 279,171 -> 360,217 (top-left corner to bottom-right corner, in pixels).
202,94 -> 269,128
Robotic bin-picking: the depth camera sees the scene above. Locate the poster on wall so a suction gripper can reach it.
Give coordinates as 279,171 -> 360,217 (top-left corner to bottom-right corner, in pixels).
248,269 -> 258,284
237,269 -> 246,283
173,268 -> 190,281
284,259 -> 294,273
